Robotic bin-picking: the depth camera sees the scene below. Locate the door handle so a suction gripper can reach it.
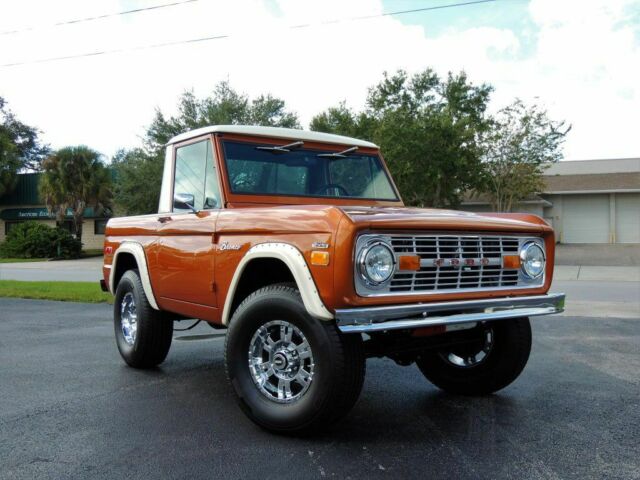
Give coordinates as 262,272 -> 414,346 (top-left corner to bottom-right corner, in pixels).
157,216 -> 172,223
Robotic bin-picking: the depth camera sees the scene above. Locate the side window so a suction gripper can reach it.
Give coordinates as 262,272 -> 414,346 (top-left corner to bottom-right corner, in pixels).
5,221 -> 19,235
94,219 -> 108,235
59,220 -> 74,234
174,140 -> 220,212
203,142 -> 221,209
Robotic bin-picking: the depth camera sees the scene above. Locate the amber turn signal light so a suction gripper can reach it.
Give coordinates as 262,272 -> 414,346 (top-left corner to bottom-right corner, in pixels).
310,250 -> 330,266
503,255 -> 521,269
398,255 -> 421,271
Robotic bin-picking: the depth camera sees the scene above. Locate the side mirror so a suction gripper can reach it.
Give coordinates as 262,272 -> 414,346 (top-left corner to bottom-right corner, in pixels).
173,193 -> 197,213
204,196 -> 218,209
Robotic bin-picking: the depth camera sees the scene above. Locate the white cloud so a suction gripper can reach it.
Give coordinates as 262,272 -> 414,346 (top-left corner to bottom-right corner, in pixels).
0,0 -> 638,161
522,0 -> 639,159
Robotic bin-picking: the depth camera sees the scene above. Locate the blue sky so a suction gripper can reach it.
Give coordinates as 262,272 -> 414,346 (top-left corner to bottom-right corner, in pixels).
383,0 -> 538,57
383,1 -> 532,34
384,0 -> 640,58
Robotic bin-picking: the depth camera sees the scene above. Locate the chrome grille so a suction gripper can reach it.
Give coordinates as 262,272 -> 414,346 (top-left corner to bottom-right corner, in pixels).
388,234 -> 521,293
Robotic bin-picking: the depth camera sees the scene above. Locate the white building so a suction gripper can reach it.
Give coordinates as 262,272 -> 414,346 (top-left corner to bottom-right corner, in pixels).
462,158 -> 640,244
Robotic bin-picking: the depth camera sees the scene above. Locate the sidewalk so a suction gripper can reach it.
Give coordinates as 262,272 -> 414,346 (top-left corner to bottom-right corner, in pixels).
552,266 -> 640,319
0,257 -> 102,282
554,265 -> 640,282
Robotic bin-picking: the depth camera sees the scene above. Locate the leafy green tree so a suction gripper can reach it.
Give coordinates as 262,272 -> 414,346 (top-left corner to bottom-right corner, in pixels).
0,97 -> 49,196
111,148 -> 163,216
478,100 -> 569,212
146,82 -> 300,151
114,81 -> 300,214
309,102 -> 376,140
39,146 -> 112,244
311,69 -> 493,207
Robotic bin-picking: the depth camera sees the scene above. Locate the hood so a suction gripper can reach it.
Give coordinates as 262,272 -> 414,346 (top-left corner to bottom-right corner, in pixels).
339,206 -> 550,233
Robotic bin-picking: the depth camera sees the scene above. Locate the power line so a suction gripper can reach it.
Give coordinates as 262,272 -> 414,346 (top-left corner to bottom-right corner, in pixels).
0,0 -> 200,36
291,0 -> 495,28
0,0 -> 496,68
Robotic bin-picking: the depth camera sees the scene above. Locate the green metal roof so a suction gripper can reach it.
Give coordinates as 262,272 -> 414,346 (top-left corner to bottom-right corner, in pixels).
0,173 -> 41,206
0,173 -> 110,219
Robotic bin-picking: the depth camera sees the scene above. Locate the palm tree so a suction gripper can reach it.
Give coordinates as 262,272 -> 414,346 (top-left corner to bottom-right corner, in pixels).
39,146 -> 112,245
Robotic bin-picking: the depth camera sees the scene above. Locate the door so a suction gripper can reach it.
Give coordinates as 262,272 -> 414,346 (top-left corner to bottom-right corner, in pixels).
155,137 -> 223,307
616,193 -> 640,243
562,194 -> 609,243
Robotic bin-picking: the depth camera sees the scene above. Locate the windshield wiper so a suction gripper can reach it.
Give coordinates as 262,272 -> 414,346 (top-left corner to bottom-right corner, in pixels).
317,146 -> 358,158
255,141 -> 304,154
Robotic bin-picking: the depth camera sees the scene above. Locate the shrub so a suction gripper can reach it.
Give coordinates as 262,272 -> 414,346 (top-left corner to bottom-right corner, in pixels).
0,221 -> 82,259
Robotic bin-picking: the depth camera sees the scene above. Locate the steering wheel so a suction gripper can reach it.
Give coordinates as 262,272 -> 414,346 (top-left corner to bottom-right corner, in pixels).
314,183 -> 351,196
232,178 -> 253,191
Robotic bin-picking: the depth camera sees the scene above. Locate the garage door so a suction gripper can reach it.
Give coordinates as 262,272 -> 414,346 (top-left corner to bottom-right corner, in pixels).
616,193 -> 640,243
562,194 -> 610,243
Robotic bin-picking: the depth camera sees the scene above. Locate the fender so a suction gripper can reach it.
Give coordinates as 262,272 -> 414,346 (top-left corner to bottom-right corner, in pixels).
110,242 -> 160,310
222,242 -> 334,325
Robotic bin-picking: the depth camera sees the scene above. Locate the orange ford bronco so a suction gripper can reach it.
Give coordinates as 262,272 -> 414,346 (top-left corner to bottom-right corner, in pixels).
101,125 -> 565,433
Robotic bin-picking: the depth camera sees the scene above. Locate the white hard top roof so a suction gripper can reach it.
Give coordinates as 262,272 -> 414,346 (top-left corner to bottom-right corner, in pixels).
166,125 -> 378,149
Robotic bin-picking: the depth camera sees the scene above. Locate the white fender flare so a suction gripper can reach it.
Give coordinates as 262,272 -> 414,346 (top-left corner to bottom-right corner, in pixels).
222,242 -> 334,325
109,242 -> 160,310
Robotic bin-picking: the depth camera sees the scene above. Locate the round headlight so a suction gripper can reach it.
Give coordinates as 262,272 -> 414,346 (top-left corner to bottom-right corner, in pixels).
359,242 -> 395,285
520,242 -> 545,279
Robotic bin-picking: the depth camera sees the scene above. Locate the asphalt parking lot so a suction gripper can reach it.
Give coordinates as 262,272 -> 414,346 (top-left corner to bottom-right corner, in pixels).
1,298 -> 638,480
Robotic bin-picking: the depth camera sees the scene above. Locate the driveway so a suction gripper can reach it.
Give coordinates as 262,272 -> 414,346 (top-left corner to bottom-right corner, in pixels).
0,297 -> 638,480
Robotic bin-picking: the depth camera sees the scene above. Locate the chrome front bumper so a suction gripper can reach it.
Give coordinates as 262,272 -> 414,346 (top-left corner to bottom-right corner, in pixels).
335,293 -> 566,333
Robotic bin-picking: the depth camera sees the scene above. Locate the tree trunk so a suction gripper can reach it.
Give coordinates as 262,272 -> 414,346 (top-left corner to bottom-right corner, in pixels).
73,215 -> 83,246
434,174 -> 442,208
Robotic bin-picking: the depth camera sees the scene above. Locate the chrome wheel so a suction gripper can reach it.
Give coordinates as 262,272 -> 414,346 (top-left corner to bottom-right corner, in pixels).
120,292 -> 137,345
248,320 -> 315,403
441,328 -> 493,368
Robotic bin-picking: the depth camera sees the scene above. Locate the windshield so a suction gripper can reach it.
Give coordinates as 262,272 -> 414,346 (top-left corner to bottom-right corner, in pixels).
221,140 -> 398,201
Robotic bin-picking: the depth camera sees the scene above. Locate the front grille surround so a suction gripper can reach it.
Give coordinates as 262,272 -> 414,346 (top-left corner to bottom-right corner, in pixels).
354,233 -> 546,297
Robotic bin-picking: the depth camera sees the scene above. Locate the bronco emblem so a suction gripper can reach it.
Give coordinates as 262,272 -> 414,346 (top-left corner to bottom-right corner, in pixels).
219,242 -> 242,251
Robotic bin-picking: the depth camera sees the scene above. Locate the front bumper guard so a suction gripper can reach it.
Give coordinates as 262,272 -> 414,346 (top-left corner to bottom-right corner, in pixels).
335,293 -> 565,333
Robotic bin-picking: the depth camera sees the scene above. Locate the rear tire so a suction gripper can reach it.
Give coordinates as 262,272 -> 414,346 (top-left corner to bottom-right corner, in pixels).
114,269 -> 173,369
416,318 -> 532,395
225,284 -> 365,434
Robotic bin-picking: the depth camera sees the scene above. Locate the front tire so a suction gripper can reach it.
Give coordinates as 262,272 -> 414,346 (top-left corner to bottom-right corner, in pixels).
225,284 -> 365,433
416,318 -> 532,395
114,269 -> 173,369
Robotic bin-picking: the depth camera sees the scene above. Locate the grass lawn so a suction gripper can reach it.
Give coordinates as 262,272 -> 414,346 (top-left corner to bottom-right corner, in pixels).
0,258 -> 48,263
0,280 -> 112,303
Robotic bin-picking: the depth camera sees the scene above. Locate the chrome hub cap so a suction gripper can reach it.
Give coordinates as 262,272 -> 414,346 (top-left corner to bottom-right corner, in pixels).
248,320 -> 315,403
442,328 -> 493,368
120,292 -> 137,346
